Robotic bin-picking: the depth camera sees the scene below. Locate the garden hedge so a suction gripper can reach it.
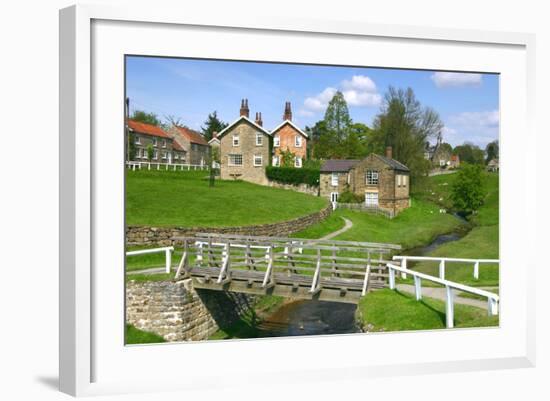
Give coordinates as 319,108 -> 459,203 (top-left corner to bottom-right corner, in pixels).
266,166 -> 320,187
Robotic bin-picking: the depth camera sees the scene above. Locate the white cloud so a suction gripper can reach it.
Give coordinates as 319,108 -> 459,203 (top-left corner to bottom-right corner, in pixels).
442,110 -> 499,147
303,87 -> 337,111
302,75 -> 381,113
431,72 -> 483,88
297,109 -> 315,117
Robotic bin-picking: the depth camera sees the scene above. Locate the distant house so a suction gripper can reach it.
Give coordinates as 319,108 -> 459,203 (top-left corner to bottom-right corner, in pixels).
271,102 -> 308,168
487,158 -> 499,172
450,154 -> 460,168
127,119 -> 185,163
169,126 -> 210,166
320,147 -> 410,213
424,141 -> 459,169
218,99 -> 272,185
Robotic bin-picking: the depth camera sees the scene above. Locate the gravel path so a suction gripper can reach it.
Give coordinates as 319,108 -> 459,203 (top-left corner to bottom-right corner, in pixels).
396,284 -> 492,309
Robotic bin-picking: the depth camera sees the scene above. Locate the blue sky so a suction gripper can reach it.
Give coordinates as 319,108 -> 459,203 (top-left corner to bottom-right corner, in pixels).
126,56 -> 499,148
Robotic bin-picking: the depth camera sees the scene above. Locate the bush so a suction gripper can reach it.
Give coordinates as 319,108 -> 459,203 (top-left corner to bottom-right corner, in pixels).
338,190 -> 364,203
266,166 -> 320,187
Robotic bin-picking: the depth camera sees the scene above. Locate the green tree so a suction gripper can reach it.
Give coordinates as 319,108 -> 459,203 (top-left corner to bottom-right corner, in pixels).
131,110 -> 161,126
451,164 -> 486,214
279,148 -> 296,167
201,111 -> 228,141
454,142 -> 485,165
485,140 -> 499,164
324,91 -> 352,142
128,131 -> 137,161
146,144 -> 154,161
371,86 -> 443,185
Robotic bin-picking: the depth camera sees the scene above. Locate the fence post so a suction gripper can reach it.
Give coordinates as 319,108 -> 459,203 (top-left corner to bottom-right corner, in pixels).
474,261 -> 480,280
389,267 -> 396,290
488,297 -> 499,316
439,259 -> 446,280
401,258 -> 407,279
445,285 -> 454,328
414,276 -> 422,300
165,248 -> 172,273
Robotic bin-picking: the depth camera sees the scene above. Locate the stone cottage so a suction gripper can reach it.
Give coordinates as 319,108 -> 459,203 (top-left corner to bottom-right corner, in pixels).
127,119 -> 186,163
271,102 -> 308,168
169,125 -> 210,166
320,147 -> 411,213
217,99 -> 272,185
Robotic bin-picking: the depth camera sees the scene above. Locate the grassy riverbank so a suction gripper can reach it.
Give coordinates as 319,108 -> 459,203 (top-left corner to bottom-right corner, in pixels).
125,324 -> 166,344
356,289 -> 498,331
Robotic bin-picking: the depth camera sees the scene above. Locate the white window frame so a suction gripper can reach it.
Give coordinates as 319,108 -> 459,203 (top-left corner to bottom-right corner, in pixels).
253,154 -> 263,167
366,170 -> 379,185
153,150 -> 158,160
295,135 -> 302,147
331,173 -> 339,187
365,192 -> 379,207
330,192 -> 339,203
162,151 -> 167,159
232,135 -> 240,147
272,155 -> 280,167
294,156 -> 302,168
397,174 -> 402,187
439,159 -> 445,166
228,154 -> 243,166
256,133 -> 263,146
274,136 -> 280,147
135,136 -> 141,145
162,139 -> 166,148
402,175 -> 408,187
152,138 -> 157,147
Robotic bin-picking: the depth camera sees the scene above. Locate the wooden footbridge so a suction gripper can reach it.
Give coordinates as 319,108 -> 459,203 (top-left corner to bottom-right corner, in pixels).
174,233 -> 402,304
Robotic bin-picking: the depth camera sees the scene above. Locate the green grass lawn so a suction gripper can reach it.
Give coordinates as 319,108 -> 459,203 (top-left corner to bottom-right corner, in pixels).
293,198 -> 464,250
402,171 -> 499,287
126,169 -> 327,227
125,324 -> 166,344
356,289 -> 498,332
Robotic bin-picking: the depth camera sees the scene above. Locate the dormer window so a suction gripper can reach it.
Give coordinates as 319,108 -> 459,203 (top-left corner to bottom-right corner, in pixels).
232,135 -> 240,147
295,135 -> 302,147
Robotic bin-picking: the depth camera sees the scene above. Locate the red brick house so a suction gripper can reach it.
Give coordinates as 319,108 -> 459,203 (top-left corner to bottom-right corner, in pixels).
271,102 -> 308,168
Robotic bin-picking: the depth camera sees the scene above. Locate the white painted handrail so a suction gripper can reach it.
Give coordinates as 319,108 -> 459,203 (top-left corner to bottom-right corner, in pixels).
126,161 -> 208,171
386,262 -> 499,328
393,256 -> 499,280
126,246 -> 174,273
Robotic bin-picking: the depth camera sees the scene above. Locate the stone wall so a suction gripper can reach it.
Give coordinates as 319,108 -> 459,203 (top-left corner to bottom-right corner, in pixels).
266,179 -> 319,196
126,204 -> 332,246
126,279 -> 255,342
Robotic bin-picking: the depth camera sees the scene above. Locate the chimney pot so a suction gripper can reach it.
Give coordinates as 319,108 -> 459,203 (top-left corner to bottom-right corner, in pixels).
386,146 -> 393,159
283,101 -> 292,121
239,98 -> 249,118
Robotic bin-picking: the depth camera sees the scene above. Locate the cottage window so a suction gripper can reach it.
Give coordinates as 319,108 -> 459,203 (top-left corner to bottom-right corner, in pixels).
330,192 -> 339,203
228,154 -> 243,166
439,159 -> 445,166
295,135 -> 302,147
331,173 -> 339,187
274,136 -> 280,147
135,136 -> 141,145
174,153 -> 178,160
397,174 -> 402,187
256,133 -> 263,146
232,135 -> 240,147
162,151 -> 167,159
365,192 -> 379,207
153,150 -> 158,160
366,170 -> 379,185
295,156 -> 302,168
272,156 -> 280,167
162,140 -> 166,148
403,175 -> 407,187
152,138 -> 157,147
253,155 -> 263,166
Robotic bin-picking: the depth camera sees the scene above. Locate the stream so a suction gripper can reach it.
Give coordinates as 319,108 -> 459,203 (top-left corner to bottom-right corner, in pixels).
258,213 -> 472,337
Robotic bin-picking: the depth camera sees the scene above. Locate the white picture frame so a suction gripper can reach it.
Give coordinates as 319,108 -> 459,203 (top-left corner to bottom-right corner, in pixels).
59,4 -> 536,397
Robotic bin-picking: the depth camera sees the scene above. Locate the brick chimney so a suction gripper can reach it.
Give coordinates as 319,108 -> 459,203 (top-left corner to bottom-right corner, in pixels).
255,112 -> 263,127
386,146 -> 393,159
283,101 -> 292,121
239,98 -> 249,118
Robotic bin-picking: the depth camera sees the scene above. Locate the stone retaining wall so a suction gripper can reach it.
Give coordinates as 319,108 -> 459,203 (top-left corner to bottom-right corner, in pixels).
126,280 -> 255,342
126,204 -> 332,246
266,180 -> 319,196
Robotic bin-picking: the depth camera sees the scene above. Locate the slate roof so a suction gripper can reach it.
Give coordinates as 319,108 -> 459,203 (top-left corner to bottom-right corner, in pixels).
320,159 -> 360,172
373,154 -> 410,172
